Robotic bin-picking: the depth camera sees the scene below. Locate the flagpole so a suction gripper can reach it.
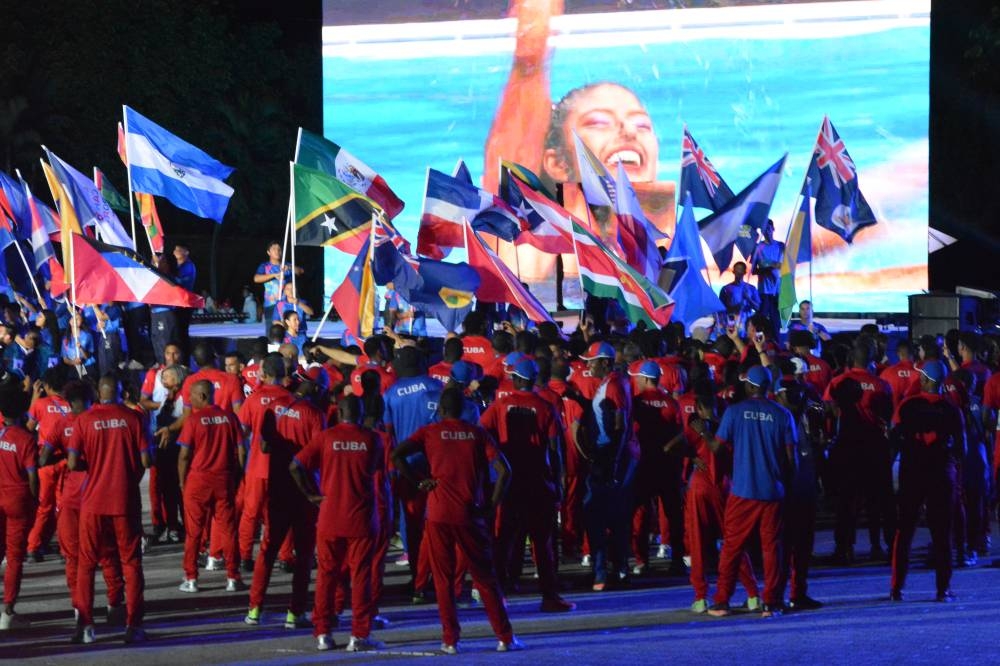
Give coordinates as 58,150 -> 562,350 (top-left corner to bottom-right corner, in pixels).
122,106 -> 138,247
363,216 -> 377,338
293,127 -> 303,163
278,163 -> 294,304
43,154 -> 84,378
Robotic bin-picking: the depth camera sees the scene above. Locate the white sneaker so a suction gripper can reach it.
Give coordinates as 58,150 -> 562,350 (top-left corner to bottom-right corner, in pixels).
347,636 -> 384,652
205,557 -> 225,571
471,588 -> 481,604
632,563 -> 646,575
0,610 -> 29,630
497,636 -> 526,652
72,624 -> 97,644
682,555 -> 692,568
226,578 -> 247,592
580,554 -> 592,567
317,633 -> 335,651
440,643 -> 459,655
657,544 -> 669,559
178,578 -> 199,593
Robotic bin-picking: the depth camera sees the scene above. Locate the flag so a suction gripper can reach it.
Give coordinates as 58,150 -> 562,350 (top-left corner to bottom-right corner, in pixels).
370,217 -> 479,332
680,126 -> 734,211
331,237 -> 376,339
465,223 -> 555,324
292,162 -> 377,254
506,177 -> 575,254
94,167 -> 130,213
778,185 -> 813,327
44,149 -> 135,249
613,160 -> 666,283
42,159 -> 83,284
663,193 -> 725,329
0,211 -> 14,250
418,168 -> 523,259
697,154 -> 786,272
501,159 -> 555,200
453,158 -> 474,185
571,218 -> 673,327
23,180 -> 67,292
123,105 -> 234,223
0,170 -> 29,231
295,129 -> 404,220
70,233 -> 203,307
806,116 -> 876,243
138,193 -> 165,253
572,131 -> 616,207
409,259 -> 480,332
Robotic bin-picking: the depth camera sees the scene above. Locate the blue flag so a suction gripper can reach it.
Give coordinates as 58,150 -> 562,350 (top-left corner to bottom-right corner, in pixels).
697,155 -> 786,272
664,192 -> 725,329
680,127 -> 734,212
124,105 -> 235,224
0,170 -> 30,234
805,116 -> 876,243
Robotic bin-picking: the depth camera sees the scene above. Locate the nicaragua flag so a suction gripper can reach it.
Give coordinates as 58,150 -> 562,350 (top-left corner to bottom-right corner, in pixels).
123,105 -> 234,223
698,154 -> 786,272
71,233 -> 203,307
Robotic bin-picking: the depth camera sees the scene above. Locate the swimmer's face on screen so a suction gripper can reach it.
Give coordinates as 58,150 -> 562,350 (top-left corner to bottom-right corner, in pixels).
544,82 -> 658,183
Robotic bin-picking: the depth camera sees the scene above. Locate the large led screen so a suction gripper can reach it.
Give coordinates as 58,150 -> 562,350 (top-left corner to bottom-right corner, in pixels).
322,0 -> 929,314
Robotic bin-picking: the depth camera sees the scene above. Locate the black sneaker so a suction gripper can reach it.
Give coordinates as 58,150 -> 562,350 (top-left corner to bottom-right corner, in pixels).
278,559 -> 295,574
889,589 -> 903,601
707,602 -> 731,617
29,550 -> 45,563
761,604 -> 783,619
241,559 -> 255,573
935,590 -> 956,603
788,596 -> 823,611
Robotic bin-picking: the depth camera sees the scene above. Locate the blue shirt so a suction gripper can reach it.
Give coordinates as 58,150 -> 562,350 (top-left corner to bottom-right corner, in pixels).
256,261 -> 292,308
176,259 -> 197,292
61,329 -> 96,367
716,396 -> 796,501
719,281 -> 760,315
751,240 -> 785,295
384,375 -> 443,443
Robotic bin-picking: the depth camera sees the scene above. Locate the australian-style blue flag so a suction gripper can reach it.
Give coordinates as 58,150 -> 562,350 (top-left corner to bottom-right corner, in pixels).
805,116 -> 876,244
698,154 -> 786,272
680,127 -> 734,212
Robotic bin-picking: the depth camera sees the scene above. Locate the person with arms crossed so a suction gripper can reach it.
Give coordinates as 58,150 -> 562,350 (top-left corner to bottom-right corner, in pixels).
393,387 -> 524,654
291,395 -> 385,652
67,374 -> 151,644
750,220 -> 784,335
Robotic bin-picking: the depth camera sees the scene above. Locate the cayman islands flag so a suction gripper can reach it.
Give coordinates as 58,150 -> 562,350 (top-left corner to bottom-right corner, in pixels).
806,116 -> 876,244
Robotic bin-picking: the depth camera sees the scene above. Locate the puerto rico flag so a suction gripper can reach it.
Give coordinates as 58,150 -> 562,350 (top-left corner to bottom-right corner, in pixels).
505,176 -> 574,255
806,116 -> 877,244
680,126 -> 734,212
71,233 -> 204,308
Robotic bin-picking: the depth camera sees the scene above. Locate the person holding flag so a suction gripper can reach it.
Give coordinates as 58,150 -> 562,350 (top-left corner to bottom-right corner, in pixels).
750,220 -> 785,335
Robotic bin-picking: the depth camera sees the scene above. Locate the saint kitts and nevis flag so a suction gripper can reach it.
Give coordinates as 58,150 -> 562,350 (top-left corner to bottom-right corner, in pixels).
571,219 -> 673,327
123,105 -> 235,223
292,162 -> 379,254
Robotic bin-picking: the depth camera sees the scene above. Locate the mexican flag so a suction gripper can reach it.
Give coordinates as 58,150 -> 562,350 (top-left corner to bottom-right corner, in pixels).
571,219 -> 673,327
295,128 -> 404,220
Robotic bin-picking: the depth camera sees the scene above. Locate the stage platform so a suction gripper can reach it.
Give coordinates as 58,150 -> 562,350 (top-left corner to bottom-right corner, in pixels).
190,314 -> 893,345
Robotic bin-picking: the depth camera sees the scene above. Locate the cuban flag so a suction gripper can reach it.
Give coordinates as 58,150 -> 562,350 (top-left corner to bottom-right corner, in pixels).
697,154 -> 786,272
123,105 -> 234,224
806,116 -> 876,244
680,126 -> 734,212
417,168 -> 524,260
71,233 -> 204,307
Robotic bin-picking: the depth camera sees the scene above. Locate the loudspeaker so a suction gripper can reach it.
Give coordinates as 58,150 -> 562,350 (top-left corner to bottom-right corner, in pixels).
908,294 -> 979,339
